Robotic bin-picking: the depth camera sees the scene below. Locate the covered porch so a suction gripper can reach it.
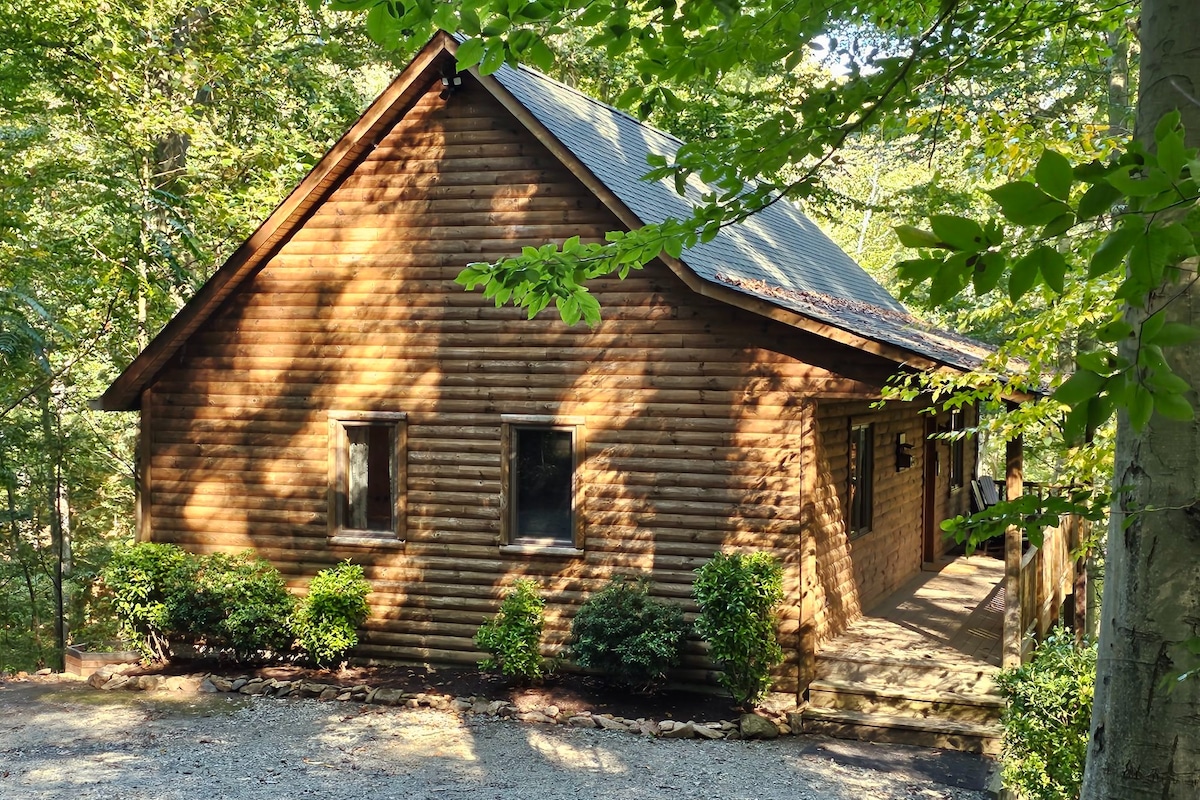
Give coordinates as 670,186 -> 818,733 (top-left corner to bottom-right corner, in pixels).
802,553 -> 1008,754
801,500 -> 1087,755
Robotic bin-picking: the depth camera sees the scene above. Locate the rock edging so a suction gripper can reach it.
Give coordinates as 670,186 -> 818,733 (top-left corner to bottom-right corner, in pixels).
83,665 -> 800,741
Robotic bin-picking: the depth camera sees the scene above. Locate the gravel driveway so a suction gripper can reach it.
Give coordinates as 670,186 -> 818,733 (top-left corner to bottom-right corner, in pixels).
0,679 -> 993,800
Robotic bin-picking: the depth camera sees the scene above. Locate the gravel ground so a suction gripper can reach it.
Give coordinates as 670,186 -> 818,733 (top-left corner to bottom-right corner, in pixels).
0,679 -> 994,800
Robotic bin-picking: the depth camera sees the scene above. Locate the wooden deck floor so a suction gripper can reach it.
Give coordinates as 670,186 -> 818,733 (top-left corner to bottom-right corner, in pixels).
820,554 -> 1007,671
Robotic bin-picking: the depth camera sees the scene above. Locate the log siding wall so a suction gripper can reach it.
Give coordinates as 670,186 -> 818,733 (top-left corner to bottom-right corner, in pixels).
141,73 -> 951,694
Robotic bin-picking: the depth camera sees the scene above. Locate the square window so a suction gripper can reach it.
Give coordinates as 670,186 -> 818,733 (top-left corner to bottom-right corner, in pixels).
849,422 -> 874,537
502,416 -> 584,549
329,411 -> 406,540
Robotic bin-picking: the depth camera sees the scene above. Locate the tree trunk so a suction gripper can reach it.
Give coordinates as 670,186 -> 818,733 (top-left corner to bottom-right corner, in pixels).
39,385 -> 66,671
1082,1 -> 1200,796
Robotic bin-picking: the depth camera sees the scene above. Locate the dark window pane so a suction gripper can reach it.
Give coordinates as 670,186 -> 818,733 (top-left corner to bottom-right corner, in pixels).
849,424 -> 873,534
949,411 -> 965,488
345,423 -> 393,531
514,427 -> 573,543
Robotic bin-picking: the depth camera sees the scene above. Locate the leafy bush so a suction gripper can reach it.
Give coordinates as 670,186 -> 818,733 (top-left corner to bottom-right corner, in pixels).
180,552 -> 295,659
292,561 -> 372,667
101,542 -> 195,660
475,578 -> 549,682
103,543 -> 295,662
569,576 -> 687,691
692,551 -> 784,707
996,632 -> 1096,800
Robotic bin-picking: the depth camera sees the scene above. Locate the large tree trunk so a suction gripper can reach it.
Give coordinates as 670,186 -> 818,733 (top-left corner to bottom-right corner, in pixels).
1082,1 -> 1200,796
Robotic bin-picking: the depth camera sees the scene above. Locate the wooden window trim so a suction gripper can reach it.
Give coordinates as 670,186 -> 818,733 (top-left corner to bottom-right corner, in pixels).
848,421 -> 875,539
500,414 -> 585,553
328,410 -> 407,543
948,409 -> 966,492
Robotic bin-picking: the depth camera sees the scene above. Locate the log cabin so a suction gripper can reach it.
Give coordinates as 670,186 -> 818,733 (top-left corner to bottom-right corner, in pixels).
100,33 -> 1053,751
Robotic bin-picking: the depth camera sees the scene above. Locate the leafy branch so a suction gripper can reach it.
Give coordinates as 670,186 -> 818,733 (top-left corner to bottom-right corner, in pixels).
896,111 -> 1200,444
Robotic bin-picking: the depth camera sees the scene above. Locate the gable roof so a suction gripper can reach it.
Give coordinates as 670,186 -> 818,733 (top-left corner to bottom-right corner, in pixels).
99,32 -> 1000,412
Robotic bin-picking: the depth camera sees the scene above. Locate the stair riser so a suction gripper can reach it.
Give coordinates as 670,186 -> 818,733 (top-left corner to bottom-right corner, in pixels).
801,716 -> 1002,758
816,659 -> 998,695
808,687 -> 1002,725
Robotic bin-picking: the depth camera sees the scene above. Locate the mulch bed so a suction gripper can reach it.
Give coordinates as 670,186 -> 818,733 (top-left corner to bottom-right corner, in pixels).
128,659 -> 750,722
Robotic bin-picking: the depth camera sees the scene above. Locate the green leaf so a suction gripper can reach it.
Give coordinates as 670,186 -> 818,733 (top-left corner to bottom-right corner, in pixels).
459,6 -> 481,34
1096,319 -> 1134,343
1063,403 -> 1088,446
1089,223 -> 1140,278
1156,127 -> 1188,178
895,225 -> 941,249
1154,391 -> 1194,422
1035,150 -> 1073,201
1054,370 -> 1105,407
988,181 -> 1072,227
1008,249 -> 1041,302
1147,322 -> 1200,347
364,3 -> 403,45
1107,165 -> 1172,197
896,258 -> 941,285
929,252 -> 970,304
525,37 -> 555,72
1146,369 -> 1191,395
1127,225 -> 1178,287
1041,211 -> 1076,238
1086,392 -> 1117,434
929,215 -> 986,251
1039,247 -> 1067,294
971,251 -> 1006,295
1129,385 -> 1154,430
456,37 -> 486,70
1077,181 -> 1122,221
479,42 -> 506,75
1076,350 -> 1112,373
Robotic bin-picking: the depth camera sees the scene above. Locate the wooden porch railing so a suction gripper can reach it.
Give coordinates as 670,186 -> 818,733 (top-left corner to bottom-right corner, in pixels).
1002,512 -> 1086,668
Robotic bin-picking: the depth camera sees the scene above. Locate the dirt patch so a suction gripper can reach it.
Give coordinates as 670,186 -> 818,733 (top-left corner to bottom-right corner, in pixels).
124,659 -> 749,722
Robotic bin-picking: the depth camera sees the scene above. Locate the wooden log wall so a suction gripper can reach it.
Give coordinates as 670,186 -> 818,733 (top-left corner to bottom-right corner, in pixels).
806,400 -> 939,644
140,73 -> 902,694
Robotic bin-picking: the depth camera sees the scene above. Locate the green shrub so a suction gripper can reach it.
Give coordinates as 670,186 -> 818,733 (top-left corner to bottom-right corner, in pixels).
101,542 -> 195,660
996,632 -> 1096,800
179,552 -> 295,659
569,577 -> 687,691
292,561 -> 372,667
475,578 -> 549,682
692,551 -> 784,707
103,543 -> 296,662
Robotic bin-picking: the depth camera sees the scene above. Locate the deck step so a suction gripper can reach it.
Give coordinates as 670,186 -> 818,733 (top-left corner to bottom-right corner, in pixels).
808,678 -> 1003,725
816,653 -> 999,695
801,706 -> 1003,757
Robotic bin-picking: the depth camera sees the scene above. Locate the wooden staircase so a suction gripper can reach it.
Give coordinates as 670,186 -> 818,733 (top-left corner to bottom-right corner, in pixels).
802,649 -> 1004,755
800,557 -> 1008,756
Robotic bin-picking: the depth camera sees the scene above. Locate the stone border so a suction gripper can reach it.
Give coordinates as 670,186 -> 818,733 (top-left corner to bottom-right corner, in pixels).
81,665 -> 801,741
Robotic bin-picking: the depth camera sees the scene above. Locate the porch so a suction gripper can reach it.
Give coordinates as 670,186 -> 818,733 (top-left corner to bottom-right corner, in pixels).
802,554 -> 1007,755
801,505 -> 1085,756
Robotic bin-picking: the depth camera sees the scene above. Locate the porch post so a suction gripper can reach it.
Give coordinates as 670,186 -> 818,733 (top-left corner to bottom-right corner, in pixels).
1003,407 -> 1024,669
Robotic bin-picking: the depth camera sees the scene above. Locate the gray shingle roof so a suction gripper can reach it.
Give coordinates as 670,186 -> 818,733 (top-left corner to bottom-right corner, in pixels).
492,62 -> 905,313
491,61 -> 1005,373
